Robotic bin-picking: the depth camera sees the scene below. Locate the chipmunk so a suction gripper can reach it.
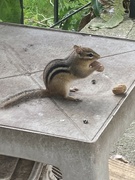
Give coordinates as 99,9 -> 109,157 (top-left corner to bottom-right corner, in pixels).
0,45 -> 104,108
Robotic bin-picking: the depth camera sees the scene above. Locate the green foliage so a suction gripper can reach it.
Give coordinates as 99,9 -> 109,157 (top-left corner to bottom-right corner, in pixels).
23,0 -> 91,31
0,0 -> 21,23
24,0 -> 54,27
0,0 -> 125,31
58,0 -> 90,31
91,0 -> 102,17
0,0 -> 91,30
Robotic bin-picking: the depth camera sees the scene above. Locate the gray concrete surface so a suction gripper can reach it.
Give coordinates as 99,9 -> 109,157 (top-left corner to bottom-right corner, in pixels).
81,16 -> 135,40
81,17 -> 135,166
0,23 -> 135,180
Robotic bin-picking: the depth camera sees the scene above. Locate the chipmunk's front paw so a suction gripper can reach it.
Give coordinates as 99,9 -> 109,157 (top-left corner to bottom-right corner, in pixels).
70,87 -> 79,92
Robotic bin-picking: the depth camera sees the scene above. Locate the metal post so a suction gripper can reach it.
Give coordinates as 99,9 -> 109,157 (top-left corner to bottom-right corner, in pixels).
54,0 -> 59,23
51,2 -> 91,28
20,0 -> 24,24
129,0 -> 135,18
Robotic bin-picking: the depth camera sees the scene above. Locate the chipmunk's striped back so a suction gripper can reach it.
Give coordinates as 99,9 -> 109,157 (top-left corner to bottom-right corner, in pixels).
43,59 -> 71,88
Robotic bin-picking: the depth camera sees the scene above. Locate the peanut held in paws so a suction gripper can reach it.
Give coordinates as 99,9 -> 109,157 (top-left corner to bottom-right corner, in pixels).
90,61 -> 104,72
96,64 -> 104,72
112,84 -> 127,95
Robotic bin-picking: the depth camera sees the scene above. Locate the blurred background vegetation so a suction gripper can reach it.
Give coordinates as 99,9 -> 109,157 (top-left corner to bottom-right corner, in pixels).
0,0 -> 98,31
0,0 -> 129,31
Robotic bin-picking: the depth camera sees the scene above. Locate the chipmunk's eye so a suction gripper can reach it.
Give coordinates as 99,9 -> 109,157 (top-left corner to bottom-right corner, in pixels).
87,52 -> 94,58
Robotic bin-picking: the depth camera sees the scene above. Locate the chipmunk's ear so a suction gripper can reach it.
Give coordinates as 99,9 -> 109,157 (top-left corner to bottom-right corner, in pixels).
74,45 -> 83,54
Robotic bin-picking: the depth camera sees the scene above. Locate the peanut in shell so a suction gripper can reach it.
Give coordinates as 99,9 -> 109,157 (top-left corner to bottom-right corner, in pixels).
96,65 -> 104,72
112,84 -> 127,95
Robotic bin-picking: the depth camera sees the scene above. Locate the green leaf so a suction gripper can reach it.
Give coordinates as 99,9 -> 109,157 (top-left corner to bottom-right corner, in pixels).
91,0 -> 102,16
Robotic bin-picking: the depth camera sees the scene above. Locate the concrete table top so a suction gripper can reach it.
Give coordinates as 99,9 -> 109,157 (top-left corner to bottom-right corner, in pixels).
0,23 -> 135,180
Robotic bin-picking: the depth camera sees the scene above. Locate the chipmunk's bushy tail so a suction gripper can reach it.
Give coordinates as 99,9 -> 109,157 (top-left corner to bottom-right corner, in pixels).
0,89 -> 49,109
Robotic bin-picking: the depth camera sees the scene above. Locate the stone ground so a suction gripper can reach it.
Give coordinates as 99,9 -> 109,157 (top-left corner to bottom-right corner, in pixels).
81,16 -> 135,165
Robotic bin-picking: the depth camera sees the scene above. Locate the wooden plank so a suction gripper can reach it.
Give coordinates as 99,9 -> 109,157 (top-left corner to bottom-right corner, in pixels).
109,159 -> 135,180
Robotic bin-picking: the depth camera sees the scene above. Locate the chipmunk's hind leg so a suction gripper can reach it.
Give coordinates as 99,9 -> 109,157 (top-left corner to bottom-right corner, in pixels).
47,73 -> 82,101
64,86 -> 81,102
